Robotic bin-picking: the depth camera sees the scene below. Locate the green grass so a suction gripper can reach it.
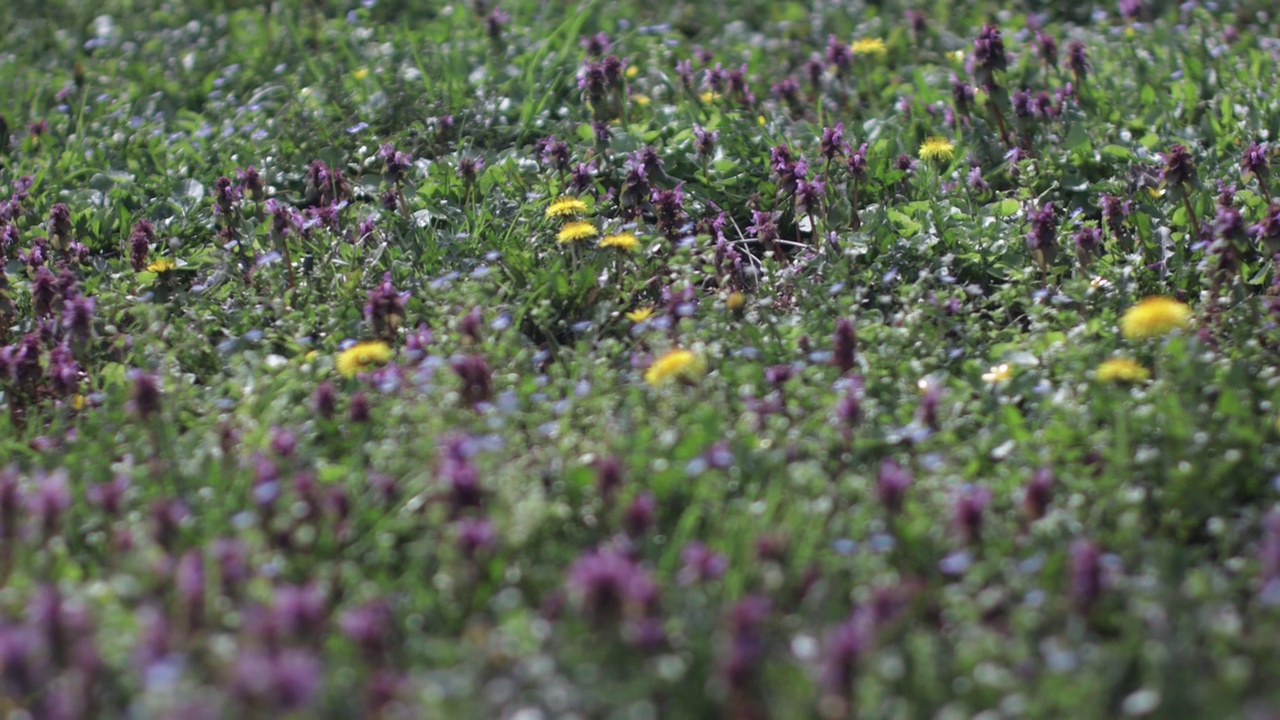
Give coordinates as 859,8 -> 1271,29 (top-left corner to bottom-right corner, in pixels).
2,0 -> 1280,717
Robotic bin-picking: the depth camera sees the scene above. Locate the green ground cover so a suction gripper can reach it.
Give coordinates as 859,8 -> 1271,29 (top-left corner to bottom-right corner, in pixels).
3,0 -> 1280,716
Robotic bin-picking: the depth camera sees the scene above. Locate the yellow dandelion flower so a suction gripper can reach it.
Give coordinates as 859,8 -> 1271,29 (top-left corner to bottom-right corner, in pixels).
1095,357 -> 1151,384
145,259 -> 176,273
71,394 -> 88,412
982,363 -> 1012,384
626,65 -> 639,79
919,136 -> 956,163
726,291 -> 746,313
851,37 -> 888,58
626,307 -> 655,323
336,341 -> 393,378
757,115 -> 766,126
645,348 -> 704,386
631,93 -> 651,107
1119,296 -> 1192,340
699,91 -> 721,103
546,196 -> 589,219
599,233 -> 639,252
557,220 -> 599,244
353,68 -> 370,81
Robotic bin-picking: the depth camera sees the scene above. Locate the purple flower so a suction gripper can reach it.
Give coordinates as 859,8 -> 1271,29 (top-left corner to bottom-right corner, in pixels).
596,456 -> 624,499
1161,143 -> 1197,188
1216,202 -> 1246,243
1070,539 -> 1103,614
176,550 -> 205,628
339,599 -> 394,660
951,76 -> 975,115
677,541 -> 727,585
1026,201 -> 1058,256
484,8 -> 509,41
566,549 -> 656,621
129,370 -> 162,420
825,35 -> 852,75
580,32 -> 611,57
836,382 -> 863,427
1023,467 -> 1053,521
693,125 -> 719,159
748,210 -> 779,244
820,123 -> 848,162
1100,193 -> 1131,236
1073,224 -> 1103,267
601,55 -> 625,88
31,469 -> 72,541
87,474 -> 129,516
1067,41 -> 1089,79
150,498 -> 188,552
972,24 -> 1008,87
651,184 -> 686,237
877,459 -> 911,514
1012,89 -> 1034,120
129,219 -> 154,272
0,625 -> 44,698
214,537 -> 249,598
796,177 -> 826,214
704,62 -> 727,92
772,77 -> 800,105
313,381 -> 337,420
967,165 -> 989,193
456,156 -> 484,183
455,517 -> 497,558
31,266 -> 58,317
364,272 -> 408,338
820,613 -> 871,699
623,492 -> 657,537
237,165 -> 264,199
675,58 -> 694,89
721,595 -> 770,691
271,583 -> 327,640
270,651 -> 323,711
1036,31 -> 1059,67
213,176 -> 240,218
578,60 -> 608,101
568,161 -> 595,194
952,484 -> 991,543
379,143 -> 413,185
47,203 -> 72,246
1243,141 -> 1270,182
832,318 -> 857,374
450,354 -> 492,406
349,391 -> 372,423
538,135 -> 571,171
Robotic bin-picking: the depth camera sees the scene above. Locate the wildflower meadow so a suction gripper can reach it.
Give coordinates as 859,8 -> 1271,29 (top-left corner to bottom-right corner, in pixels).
3,0 -> 1280,716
